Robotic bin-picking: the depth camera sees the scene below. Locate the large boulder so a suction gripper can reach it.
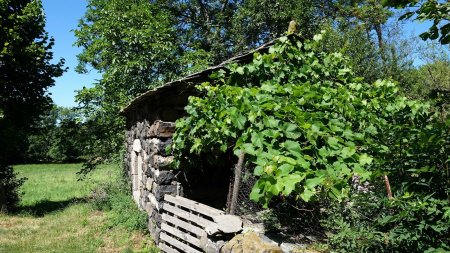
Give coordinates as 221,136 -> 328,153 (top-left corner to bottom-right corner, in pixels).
221,232 -> 283,253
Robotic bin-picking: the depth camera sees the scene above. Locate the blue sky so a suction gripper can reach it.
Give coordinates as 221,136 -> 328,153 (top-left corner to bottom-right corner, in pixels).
43,0 -> 100,108
42,1 -> 434,107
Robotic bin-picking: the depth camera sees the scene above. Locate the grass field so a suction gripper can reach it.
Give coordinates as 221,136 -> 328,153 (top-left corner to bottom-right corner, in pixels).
0,164 -> 158,253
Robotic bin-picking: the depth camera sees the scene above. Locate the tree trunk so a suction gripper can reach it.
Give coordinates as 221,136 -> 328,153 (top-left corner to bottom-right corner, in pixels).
0,184 -> 7,212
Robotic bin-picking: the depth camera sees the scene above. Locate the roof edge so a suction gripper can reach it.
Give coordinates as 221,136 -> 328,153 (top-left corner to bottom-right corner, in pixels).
120,34 -> 302,115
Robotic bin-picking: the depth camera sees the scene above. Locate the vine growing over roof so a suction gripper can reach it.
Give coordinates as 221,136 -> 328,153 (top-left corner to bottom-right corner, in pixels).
172,33 -> 449,209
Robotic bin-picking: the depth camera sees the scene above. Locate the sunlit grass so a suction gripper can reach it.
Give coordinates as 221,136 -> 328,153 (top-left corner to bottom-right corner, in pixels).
0,164 -> 157,253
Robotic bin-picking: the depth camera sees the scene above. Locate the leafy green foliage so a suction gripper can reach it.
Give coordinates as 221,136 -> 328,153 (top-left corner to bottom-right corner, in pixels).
384,0 -> 450,44
173,33 -> 450,250
408,61 -> 450,98
324,191 -> 450,252
161,0 -> 322,64
25,106 -> 89,163
75,0 -> 420,178
0,0 -> 64,210
0,163 -> 26,212
174,34 -> 441,205
91,179 -> 147,232
0,0 -> 65,163
230,0 -> 320,53
1,164 -> 156,252
73,0 -> 214,173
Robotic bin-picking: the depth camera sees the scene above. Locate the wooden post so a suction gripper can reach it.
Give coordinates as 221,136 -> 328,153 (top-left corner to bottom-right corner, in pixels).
229,152 -> 245,215
383,174 -> 393,199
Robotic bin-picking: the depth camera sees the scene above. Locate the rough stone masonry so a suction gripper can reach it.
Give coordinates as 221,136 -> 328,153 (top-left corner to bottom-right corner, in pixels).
125,119 -> 179,243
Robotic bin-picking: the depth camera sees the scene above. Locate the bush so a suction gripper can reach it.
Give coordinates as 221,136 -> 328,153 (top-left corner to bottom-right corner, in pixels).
322,191 -> 450,252
0,163 -> 26,212
322,190 -> 388,253
90,179 -> 147,232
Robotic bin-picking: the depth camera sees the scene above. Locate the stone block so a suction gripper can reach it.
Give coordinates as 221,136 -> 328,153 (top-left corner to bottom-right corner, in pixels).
148,192 -> 161,210
132,174 -> 139,191
133,139 -> 142,152
144,201 -> 154,214
150,210 -> 162,227
221,232 -> 282,253
148,120 -> 175,137
149,138 -> 172,156
176,182 -> 184,196
142,174 -> 147,185
149,138 -> 161,153
132,190 -> 140,205
143,190 -> 149,200
146,177 -> 154,191
152,155 -> 174,170
154,170 -> 174,185
145,165 -> 158,178
139,197 -> 146,209
154,184 -> 177,201
133,126 -> 139,138
148,219 -> 161,244
130,151 -> 138,175
137,155 -> 143,179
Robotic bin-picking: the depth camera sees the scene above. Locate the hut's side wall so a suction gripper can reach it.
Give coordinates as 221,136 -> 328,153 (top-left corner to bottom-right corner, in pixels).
124,93 -> 188,243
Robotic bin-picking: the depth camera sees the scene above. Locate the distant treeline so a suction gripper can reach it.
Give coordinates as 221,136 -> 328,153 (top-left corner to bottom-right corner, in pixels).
22,106 -> 90,164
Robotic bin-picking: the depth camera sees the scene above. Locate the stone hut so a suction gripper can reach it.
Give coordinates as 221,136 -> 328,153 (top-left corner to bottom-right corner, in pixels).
121,35 -> 299,251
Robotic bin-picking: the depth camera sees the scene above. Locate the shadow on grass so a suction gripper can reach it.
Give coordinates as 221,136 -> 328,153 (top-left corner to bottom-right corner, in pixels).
14,197 -> 88,217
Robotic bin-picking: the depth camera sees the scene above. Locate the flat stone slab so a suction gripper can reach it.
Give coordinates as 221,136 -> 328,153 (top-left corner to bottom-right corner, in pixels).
148,120 -> 175,138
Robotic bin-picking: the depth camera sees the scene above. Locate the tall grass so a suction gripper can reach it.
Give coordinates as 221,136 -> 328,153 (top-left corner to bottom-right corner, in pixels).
0,163 -> 158,253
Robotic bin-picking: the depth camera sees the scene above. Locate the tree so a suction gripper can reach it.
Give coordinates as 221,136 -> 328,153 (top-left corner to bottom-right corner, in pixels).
161,0 -> 322,63
384,0 -> 450,44
0,0 -> 65,161
26,106 -> 88,163
75,0 -> 420,175
74,0 -> 185,173
0,0 -> 65,210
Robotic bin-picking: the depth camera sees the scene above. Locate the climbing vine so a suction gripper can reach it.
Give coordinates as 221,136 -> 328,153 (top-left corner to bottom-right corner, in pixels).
172,34 -> 449,211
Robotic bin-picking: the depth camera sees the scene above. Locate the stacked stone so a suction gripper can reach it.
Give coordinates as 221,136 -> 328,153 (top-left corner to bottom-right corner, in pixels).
125,119 -> 180,244
124,119 -> 149,205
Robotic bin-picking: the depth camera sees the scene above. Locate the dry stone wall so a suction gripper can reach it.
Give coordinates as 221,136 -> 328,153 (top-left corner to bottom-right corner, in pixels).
125,119 -> 180,243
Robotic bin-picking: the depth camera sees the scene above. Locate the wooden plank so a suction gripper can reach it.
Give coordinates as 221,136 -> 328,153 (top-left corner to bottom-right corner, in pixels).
164,195 -> 224,217
160,232 -> 203,253
159,242 -> 181,253
162,213 -> 206,237
163,203 -> 217,230
161,223 -> 202,247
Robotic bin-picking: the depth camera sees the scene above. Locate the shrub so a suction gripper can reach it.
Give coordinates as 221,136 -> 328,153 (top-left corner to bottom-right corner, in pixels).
0,163 -> 26,212
90,179 -> 147,232
322,191 -> 450,252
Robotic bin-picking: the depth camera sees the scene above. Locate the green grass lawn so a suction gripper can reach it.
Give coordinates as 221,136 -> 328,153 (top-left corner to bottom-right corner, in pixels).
0,164 -> 157,253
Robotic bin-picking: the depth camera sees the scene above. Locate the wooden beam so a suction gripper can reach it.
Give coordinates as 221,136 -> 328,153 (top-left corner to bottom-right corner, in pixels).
165,195 -> 224,217
160,232 -> 203,253
162,213 -> 206,238
158,242 -> 181,253
229,152 -> 245,215
163,203 -> 218,232
161,223 -> 202,247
